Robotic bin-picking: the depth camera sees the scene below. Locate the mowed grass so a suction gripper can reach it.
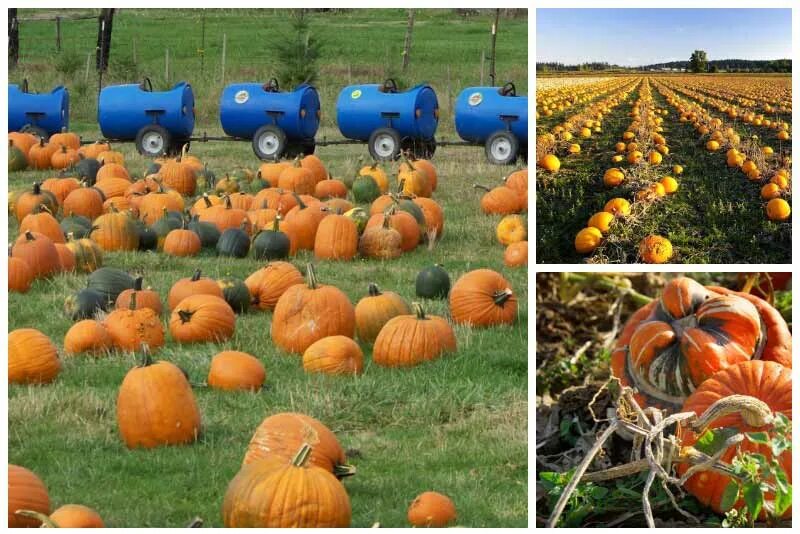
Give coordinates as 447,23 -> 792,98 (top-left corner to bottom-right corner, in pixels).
9,9 -> 528,528
536,75 -> 791,264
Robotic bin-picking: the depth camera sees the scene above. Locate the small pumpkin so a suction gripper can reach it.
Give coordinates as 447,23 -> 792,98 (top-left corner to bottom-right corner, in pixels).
28,138 -> 58,170
358,161 -> 390,193
116,350 -> 201,448
54,242 -> 75,272
365,207 -> 420,252
398,159 -> 432,198
8,465 -> 51,527
373,302 -> 457,367
63,185 -> 105,220
352,175 -> 382,204
407,491 -> 457,527
252,216 -> 291,260
104,293 -> 165,352
50,144 -> 80,170
116,277 -> 163,315
257,161 -> 291,187
164,226 -> 202,257
358,214 -> 403,259
314,174 -> 348,199
354,283 -> 411,343
504,241 -> 528,267
64,319 -> 112,356
208,350 -> 265,391
11,231 -> 61,279
400,157 -> 438,191
245,261 -> 304,311
15,182 -> 59,222
9,328 -> 61,384
449,269 -> 517,327
412,196 -> 444,241
575,226 -> 603,254
170,294 -> 236,343
271,263 -> 355,353
638,235 -> 673,264
415,264 -> 450,299
302,335 -> 364,375
218,277 -> 251,314
496,214 -> 527,246
766,198 -> 791,221
168,269 -> 224,310
278,159 -> 316,195
9,249 -> 34,293
46,504 -> 105,528
217,223 -> 251,258
474,184 -> 521,215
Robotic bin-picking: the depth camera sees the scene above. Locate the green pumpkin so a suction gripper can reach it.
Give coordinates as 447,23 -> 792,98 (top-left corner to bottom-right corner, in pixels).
188,215 -> 221,248
252,218 -> 290,260
61,213 -> 93,239
9,140 -> 27,172
217,226 -> 251,258
396,198 -> 426,227
415,264 -> 450,299
134,219 -> 158,251
352,175 -> 381,204
218,277 -> 251,313
87,267 -> 135,303
343,207 -> 369,234
65,288 -> 110,321
151,210 -> 184,250
75,155 -> 102,185
341,173 -> 355,190
249,177 -> 269,194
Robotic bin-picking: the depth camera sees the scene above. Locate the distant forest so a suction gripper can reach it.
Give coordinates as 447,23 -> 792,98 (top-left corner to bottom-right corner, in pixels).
537,59 -> 792,73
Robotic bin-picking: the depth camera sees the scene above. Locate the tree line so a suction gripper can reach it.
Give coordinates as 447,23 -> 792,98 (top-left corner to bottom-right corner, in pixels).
537,57 -> 791,73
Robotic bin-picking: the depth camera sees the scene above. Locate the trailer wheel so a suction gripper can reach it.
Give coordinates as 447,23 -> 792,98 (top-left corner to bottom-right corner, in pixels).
20,124 -> 48,141
485,130 -> 519,165
284,139 -> 316,159
368,128 -> 401,161
136,124 -> 171,158
252,125 -> 287,161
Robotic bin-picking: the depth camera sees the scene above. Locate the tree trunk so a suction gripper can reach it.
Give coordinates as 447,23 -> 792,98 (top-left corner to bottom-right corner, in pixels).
9,8 -> 19,69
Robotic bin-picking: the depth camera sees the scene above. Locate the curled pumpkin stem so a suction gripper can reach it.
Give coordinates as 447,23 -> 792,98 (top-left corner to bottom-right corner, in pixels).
14,510 -> 58,528
689,394 -> 774,431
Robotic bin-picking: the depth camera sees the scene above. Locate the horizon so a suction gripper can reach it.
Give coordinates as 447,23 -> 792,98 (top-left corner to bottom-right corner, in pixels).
537,8 -> 792,66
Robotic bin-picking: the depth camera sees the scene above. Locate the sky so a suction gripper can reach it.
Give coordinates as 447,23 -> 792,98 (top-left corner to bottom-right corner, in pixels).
537,8 -> 791,66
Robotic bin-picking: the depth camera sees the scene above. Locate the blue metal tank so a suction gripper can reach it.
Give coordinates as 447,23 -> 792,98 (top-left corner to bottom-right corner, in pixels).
454,86 -> 528,143
219,82 -> 320,141
336,82 -> 438,141
97,81 -> 194,140
8,84 -> 69,134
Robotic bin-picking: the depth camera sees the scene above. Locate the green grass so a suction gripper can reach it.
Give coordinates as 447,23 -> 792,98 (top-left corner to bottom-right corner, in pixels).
9,9 -> 527,528
536,76 -> 791,264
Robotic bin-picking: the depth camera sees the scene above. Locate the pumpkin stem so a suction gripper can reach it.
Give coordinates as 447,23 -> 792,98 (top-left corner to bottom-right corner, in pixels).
24,230 -> 36,241
186,517 -> 204,528
191,269 -> 202,282
306,263 -> 318,289
178,309 -> 195,323
133,276 -> 144,292
129,291 -> 138,311
14,510 -> 58,528
292,192 -> 306,210
473,184 -> 491,193
690,394 -> 774,432
291,443 -> 314,467
32,181 -> 42,195
412,302 -> 427,319
271,215 -> 282,232
493,288 -> 514,306
202,193 -> 212,208
138,343 -> 153,367
368,283 -> 382,297
333,463 -> 357,479
397,178 -> 406,194
223,195 -> 233,209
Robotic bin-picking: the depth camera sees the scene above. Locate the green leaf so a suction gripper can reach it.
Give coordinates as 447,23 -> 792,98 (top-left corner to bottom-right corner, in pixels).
589,486 -> 609,500
773,464 -> 790,494
746,432 -> 770,444
743,482 -> 764,521
720,481 -> 740,512
774,484 -> 792,517
694,427 -> 740,456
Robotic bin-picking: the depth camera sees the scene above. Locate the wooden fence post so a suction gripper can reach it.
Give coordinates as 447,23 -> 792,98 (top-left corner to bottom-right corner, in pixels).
480,50 -> 485,85
221,33 -> 227,83
165,48 -> 170,84
55,16 -> 61,52
489,9 -> 499,86
9,8 -> 19,69
96,8 -> 114,72
401,9 -> 414,72
132,38 -> 136,65
85,53 -> 91,82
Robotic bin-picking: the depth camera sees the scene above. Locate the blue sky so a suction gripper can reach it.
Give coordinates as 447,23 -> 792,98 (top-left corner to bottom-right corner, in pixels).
537,8 -> 791,65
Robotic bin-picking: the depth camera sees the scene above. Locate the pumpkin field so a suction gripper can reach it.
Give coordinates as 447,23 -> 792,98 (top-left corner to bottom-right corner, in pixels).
536,272 -> 792,527
7,9 -> 528,528
536,74 -> 792,264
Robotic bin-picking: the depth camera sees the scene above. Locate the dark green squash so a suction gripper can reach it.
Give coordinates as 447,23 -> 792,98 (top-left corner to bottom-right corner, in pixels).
217,224 -> 251,258
352,175 -> 381,204
134,219 -> 158,251
218,277 -> 251,313
248,177 -> 269,194
9,140 -> 27,172
252,217 -> 290,260
188,215 -> 221,248
75,155 -> 102,185
87,267 -> 135,302
415,264 -> 450,299
396,198 -> 425,227
151,209 -> 184,249
60,213 -> 93,239
64,288 -> 110,320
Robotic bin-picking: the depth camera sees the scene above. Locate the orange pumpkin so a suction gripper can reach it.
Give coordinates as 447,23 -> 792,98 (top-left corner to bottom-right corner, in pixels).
398,160 -> 432,198
449,269 -> 517,327
244,261 -> 304,311
20,206 -> 65,244
41,175 -> 81,205
54,243 -> 75,272
412,196 -> 444,241
302,335 -> 364,375
63,186 -> 105,220
504,241 -> 528,267
407,491 -> 457,527
90,208 -> 139,251
208,351 -> 266,391
169,294 -> 236,343
283,194 -> 328,250
15,182 -> 59,222
257,161 -> 291,187
9,328 -> 61,384
278,159 -> 316,195
104,294 -> 165,353
354,283 -> 411,343
49,129 -> 81,150
49,504 -> 105,528
163,227 -> 202,257
400,158 -> 438,191
28,138 -> 58,170
314,212 -> 358,260
365,208 -> 420,252
168,269 -> 224,310
9,253 -> 34,293
116,277 -> 163,315
11,231 -> 61,279
373,302 -> 456,367
314,175 -> 348,199
475,184 -> 521,215
8,465 -> 51,527
64,319 -> 112,356
159,157 -> 197,196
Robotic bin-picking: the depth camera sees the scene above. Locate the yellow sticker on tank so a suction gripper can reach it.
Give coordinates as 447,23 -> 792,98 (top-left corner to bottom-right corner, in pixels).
351,89 -> 362,99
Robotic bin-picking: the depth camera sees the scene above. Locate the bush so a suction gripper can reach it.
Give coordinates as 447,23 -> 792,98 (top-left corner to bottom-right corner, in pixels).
54,50 -> 82,78
270,9 -> 322,88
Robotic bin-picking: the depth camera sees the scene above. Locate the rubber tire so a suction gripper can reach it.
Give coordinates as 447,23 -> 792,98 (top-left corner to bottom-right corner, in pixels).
368,127 -> 401,161
20,124 -> 49,141
485,130 -> 519,165
252,124 -> 287,161
135,124 -> 172,158
284,139 -> 316,159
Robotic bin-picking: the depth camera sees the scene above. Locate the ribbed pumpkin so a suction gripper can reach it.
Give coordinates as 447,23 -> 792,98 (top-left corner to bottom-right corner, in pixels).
243,412 -> 353,478
79,140 -> 111,159
90,208 -> 140,251
138,188 -> 185,224
199,195 -> 252,234
610,277 -> 793,412
449,269 -> 517,327
314,212 -> 359,260
170,294 -> 236,343
355,283 -> 411,343
504,241 -> 528,267
46,504 -> 105,528
94,176 -> 133,199
359,162 -> 390,193
54,243 -> 75,272
398,160 -> 432,198
9,252 -> 34,293
50,144 -> 80,170
8,465 -> 51,527
252,216 -> 291,260
245,261 -> 304,311
400,158 -> 438,191
373,303 -> 456,367
116,277 -> 163,315
475,184 -> 521,215
301,154 -> 328,183
104,293 -> 165,352
408,491 -> 457,527
15,182 -> 58,222
168,269 -> 224,310
358,215 -> 403,259
208,351 -> 265,391
49,129 -> 81,150
63,185 -> 104,220
302,335 -> 364,375
9,131 -> 38,160
28,138 -> 58,170
223,444 -> 351,527
314,174 -> 348,199
117,351 -> 201,448
41,175 -> 80,205
12,231 -> 60,279
164,226 -> 202,257
64,319 -> 112,356
496,214 -> 527,246
9,328 -> 61,384
365,207 -> 420,252
271,264 -> 355,354
677,361 -> 791,517
412,196 -> 444,241
252,187 -> 297,215
283,194 -> 328,250
257,161 -> 291,187
159,156 -> 197,196
20,206 -> 64,244
278,159 -> 316,195
503,169 -> 528,206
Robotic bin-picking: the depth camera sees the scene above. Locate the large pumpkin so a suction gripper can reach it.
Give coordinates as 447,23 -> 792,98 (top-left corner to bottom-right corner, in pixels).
373,302 -> 457,367
449,269 -> 518,327
244,261 -> 304,311
9,328 -> 61,384
8,465 -> 51,527
223,444 -> 351,527
354,283 -> 411,343
313,212 -> 358,260
677,360 -> 791,517
116,351 -> 201,448
302,335 -> 364,375
208,351 -> 266,391
271,264 -> 355,354
243,412 -> 353,478
170,295 -> 236,343
90,208 -> 140,252
12,231 -> 60,279
611,277 -> 793,411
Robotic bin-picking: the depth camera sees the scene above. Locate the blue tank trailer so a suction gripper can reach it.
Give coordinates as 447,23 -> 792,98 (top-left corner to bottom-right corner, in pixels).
8,80 -> 69,140
9,77 -> 527,165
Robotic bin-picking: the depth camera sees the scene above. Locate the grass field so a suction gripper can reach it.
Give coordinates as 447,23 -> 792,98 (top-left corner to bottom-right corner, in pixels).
8,8 -> 528,528
536,75 -> 791,264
